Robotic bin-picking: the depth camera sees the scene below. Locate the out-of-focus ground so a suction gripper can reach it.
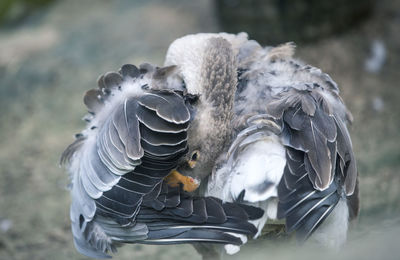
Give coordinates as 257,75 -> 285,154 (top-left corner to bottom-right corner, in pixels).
0,0 -> 399,259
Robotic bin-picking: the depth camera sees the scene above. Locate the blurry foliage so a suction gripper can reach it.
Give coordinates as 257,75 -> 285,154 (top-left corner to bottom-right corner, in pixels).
0,0 -> 54,25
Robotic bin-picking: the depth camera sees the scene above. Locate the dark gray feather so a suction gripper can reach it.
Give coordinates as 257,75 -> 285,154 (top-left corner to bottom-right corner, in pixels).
103,72 -> 123,89
112,98 -> 143,160
136,105 -> 189,133
274,87 -> 357,240
84,89 -> 104,113
119,64 -> 140,79
140,125 -> 187,146
138,91 -> 190,124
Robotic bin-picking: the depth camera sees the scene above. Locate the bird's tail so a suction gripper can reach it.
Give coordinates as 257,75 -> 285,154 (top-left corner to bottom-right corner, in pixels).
78,183 -> 264,258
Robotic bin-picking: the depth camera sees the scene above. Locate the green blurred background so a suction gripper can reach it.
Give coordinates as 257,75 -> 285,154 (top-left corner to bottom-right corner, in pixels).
0,0 -> 399,259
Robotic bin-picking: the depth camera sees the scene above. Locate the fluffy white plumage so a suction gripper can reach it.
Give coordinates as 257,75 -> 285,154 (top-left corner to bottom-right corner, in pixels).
206,134 -> 286,240
227,137 -> 286,202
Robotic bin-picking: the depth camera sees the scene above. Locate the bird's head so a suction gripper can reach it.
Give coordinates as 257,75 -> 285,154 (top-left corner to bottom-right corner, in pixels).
163,33 -> 246,180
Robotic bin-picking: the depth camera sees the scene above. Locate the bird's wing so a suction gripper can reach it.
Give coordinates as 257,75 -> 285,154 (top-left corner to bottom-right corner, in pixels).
62,64 -> 263,258
93,90 -> 190,223
210,86 -> 357,241
61,64 -> 191,257
208,46 -> 358,240
268,87 -> 357,240
235,43 -> 359,240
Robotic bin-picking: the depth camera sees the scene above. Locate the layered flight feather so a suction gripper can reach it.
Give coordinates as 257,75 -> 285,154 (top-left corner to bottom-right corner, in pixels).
62,63 -> 263,258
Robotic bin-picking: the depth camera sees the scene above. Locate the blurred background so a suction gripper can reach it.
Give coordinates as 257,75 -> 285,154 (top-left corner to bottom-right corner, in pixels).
0,0 -> 399,259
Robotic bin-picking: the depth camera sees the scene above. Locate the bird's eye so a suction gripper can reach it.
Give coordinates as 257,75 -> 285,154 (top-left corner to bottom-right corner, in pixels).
188,150 -> 200,169
191,151 -> 199,161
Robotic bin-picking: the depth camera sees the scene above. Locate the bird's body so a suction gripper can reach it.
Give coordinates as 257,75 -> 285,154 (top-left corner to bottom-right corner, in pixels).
62,32 -> 359,259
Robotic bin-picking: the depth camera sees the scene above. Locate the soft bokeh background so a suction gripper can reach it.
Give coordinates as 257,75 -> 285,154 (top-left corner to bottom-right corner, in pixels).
0,0 -> 399,259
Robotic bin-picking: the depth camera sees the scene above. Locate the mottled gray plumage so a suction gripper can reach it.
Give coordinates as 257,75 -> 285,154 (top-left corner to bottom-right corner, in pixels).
163,32 -> 359,255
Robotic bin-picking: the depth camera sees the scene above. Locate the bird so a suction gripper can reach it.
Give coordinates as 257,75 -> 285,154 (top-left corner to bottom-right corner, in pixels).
61,61 -> 264,258
162,32 -> 359,256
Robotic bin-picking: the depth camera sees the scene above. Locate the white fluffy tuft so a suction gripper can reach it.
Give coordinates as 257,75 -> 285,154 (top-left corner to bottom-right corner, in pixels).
206,135 -> 286,243
229,135 -> 286,203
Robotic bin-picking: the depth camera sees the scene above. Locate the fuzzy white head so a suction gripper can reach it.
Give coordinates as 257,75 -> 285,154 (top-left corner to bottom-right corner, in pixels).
164,32 -> 248,95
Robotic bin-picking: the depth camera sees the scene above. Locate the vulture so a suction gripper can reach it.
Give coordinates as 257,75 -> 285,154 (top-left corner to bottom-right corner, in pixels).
62,32 -> 359,259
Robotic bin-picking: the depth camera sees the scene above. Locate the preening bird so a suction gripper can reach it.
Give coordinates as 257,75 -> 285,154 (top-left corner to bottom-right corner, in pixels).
163,33 -> 359,255
61,62 -> 264,258
62,31 -> 359,259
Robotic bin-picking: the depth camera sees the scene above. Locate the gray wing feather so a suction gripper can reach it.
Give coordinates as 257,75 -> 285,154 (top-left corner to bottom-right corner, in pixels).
84,89 -> 104,113
119,64 -> 140,79
270,88 -> 356,193
333,114 -> 357,195
68,96 -> 142,254
62,66 -> 148,257
234,41 -> 357,240
103,72 -> 123,89
138,91 -> 190,124
113,99 -> 143,161
272,87 -> 357,239
90,149 -> 120,186
65,83 -> 191,258
136,105 -> 189,133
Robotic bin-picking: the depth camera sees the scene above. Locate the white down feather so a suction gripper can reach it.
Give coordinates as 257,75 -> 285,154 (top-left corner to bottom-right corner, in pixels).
206,134 -> 286,243
228,136 -> 286,203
